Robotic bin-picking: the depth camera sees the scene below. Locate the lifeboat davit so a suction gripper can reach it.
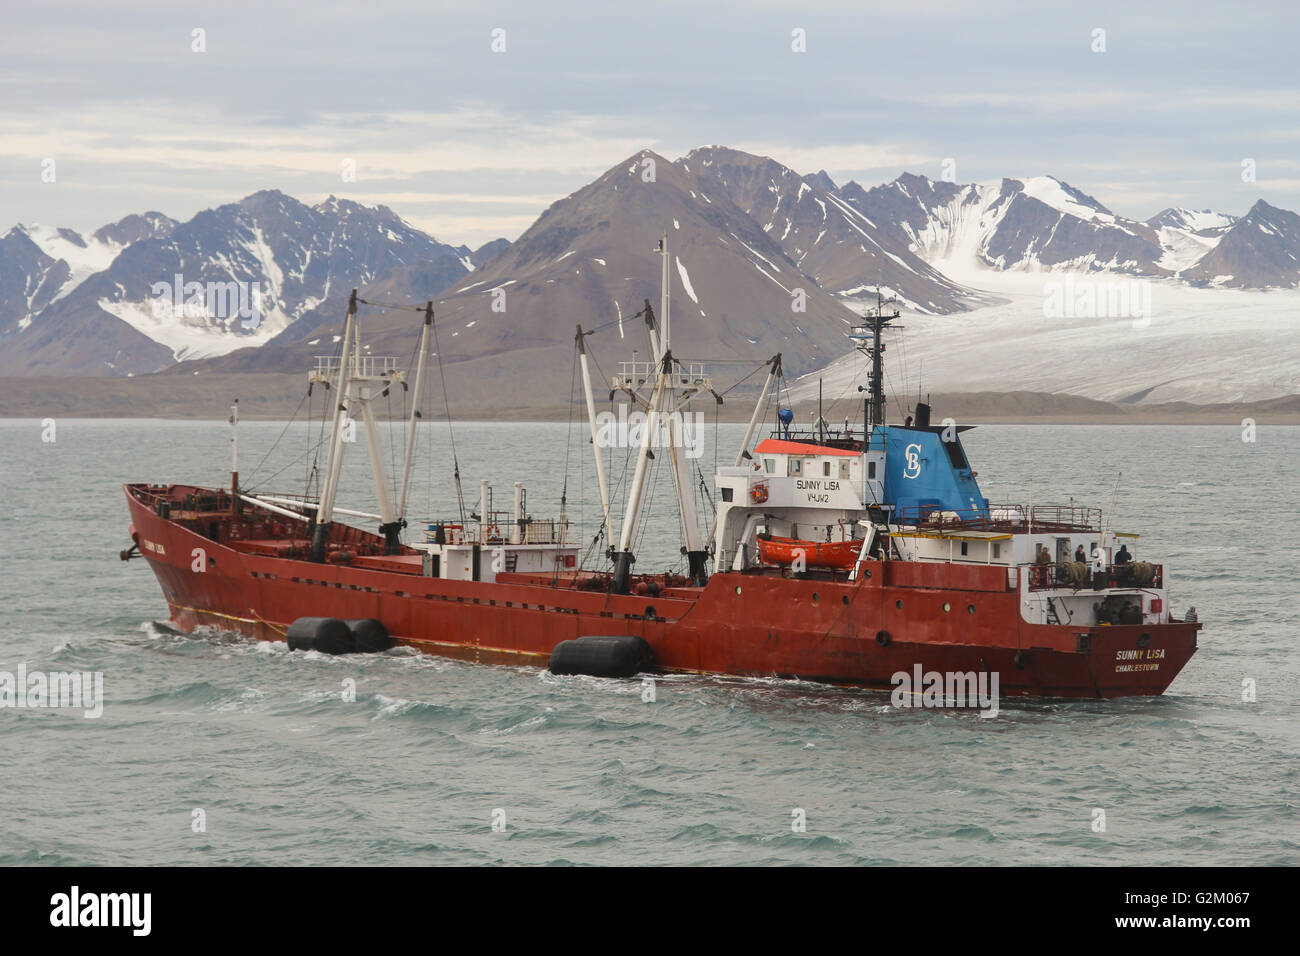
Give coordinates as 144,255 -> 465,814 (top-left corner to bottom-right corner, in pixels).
756,533 -> 860,570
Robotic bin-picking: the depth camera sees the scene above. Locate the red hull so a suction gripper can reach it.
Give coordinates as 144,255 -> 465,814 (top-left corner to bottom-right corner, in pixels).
125,485 -> 1199,699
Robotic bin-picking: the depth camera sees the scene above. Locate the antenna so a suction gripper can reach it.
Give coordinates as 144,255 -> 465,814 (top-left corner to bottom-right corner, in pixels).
1103,471 -> 1122,541
229,397 -> 239,511
850,285 -> 901,435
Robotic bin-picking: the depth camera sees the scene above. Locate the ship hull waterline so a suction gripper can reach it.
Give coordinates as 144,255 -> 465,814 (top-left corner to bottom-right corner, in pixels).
126,486 -> 1198,700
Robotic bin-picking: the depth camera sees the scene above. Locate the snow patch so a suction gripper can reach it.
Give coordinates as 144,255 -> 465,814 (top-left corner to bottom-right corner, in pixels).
675,257 -> 699,304
1020,176 -> 1106,222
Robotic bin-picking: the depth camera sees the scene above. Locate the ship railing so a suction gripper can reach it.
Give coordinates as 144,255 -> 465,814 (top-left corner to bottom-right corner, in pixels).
423,517 -> 573,547
1027,562 -> 1163,592
311,355 -> 400,380
178,490 -> 233,514
763,426 -> 864,446
612,360 -> 712,390
897,503 -> 1103,533
424,522 -> 468,546
130,484 -> 172,507
612,360 -> 658,389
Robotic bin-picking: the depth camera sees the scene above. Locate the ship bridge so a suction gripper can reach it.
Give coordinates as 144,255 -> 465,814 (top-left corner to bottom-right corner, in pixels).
871,423 -> 989,520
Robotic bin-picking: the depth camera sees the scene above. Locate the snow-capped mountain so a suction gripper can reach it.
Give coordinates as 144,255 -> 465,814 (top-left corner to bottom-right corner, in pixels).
679,147 -> 976,314
1143,207 -> 1236,273
0,214 -> 177,336
839,173 -> 1174,275
0,228 -> 73,336
2,147 -> 1297,392
183,149 -> 878,405
0,192 -> 498,376
830,172 -> 1300,289
1147,207 -> 1237,232
1182,200 -> 1300,289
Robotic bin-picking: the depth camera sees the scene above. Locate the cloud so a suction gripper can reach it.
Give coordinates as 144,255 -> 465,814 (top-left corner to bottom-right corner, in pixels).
3,0 -> 1299,242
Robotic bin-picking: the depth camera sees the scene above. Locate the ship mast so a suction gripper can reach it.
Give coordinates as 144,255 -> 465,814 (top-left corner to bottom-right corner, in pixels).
854,286 -> 900,435
657,236 -> 708,585
575,324 -> 613,539
311,290 -> 358,563
396,302 -> 433,526
310,289 -> 407,561
607,233 -> 710,591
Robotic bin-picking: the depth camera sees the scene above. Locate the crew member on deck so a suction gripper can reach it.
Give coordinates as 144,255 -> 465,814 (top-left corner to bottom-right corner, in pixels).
1112,543 -> 1134,585
1034,543 -> 1053,586
1074,544 -> 1086,563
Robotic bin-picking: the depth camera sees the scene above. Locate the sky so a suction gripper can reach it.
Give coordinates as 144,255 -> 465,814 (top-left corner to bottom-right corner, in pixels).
3,0 -> 1297,247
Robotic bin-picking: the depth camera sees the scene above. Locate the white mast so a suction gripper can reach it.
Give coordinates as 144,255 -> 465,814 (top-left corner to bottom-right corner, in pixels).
657,234 -> 709,583
310,289 -> 408,559
660,233 -> 670,356
352,321 -> 401,552
734,355 -> 781,467
575,324 -> 613,538
397,302 -> 433,525
311,289 -> 359,562
612,354 -> 666,591
611,233 -> 712,589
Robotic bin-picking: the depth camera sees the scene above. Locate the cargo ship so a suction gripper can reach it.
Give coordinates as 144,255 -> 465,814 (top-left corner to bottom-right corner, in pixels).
123,239 -> 1200,698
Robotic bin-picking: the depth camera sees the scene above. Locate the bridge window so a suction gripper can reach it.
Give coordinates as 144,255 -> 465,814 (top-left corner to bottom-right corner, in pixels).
764,458 -> 776,473
721,487 -> 733,502
868,461 -> 877,479
789,459 -> 802,476
823,461 -> 831,477
839,460 -> 850,479
942,438 -> 970,470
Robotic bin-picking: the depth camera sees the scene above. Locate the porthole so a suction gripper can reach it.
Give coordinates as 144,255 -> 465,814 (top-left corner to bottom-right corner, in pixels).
812,593 -> 819,605
942,602 -> 951,612
842,595 -> 850,606
735,586 -> 742,596
968,604 -> 976,614
895,599 -> 903,609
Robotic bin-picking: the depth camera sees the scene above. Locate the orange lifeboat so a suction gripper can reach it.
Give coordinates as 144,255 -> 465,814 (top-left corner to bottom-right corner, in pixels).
756,533 -> 861,570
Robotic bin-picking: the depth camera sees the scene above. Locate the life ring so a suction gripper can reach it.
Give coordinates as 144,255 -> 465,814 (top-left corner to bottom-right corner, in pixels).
750,483 -> 769,504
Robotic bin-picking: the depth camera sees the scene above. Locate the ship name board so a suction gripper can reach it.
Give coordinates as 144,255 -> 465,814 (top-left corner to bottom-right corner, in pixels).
796,478 -> 840,504
1114,647 -> 1164,673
